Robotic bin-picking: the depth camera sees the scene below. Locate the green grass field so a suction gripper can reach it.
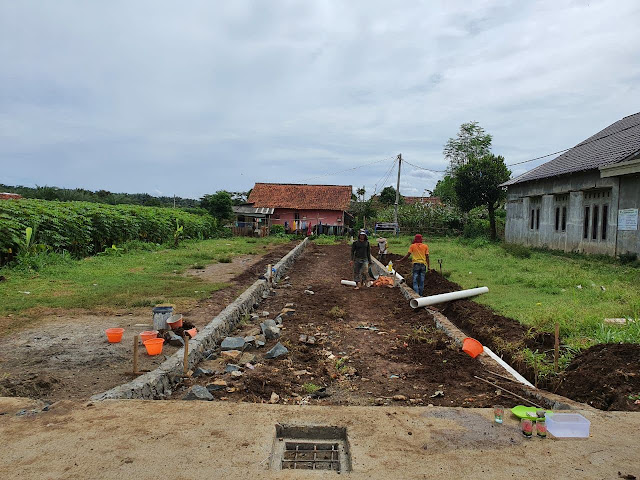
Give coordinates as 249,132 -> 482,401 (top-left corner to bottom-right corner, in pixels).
0,236 -> 290,320
387,236 -> 640,349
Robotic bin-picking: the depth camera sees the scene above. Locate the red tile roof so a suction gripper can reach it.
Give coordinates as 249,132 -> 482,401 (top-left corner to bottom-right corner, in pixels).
248,183 -> 352,211
403,196 -> 442,206
0,193 -> 22,200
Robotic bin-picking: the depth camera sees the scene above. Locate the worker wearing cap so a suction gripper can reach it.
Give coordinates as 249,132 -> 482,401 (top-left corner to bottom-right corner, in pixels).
377,237 -> 388,264
350,230 -> 372,289
398,234 -> 430,295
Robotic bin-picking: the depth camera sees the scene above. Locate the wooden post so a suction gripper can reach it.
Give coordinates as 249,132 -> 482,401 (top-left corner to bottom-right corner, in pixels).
554,323 -> 560,373
183,335 -> 189,377
267,263 -> 272,285
133,335 -> 139,375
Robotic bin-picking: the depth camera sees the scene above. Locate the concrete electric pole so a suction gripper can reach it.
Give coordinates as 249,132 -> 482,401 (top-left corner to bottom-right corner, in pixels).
394,153 -> 402,234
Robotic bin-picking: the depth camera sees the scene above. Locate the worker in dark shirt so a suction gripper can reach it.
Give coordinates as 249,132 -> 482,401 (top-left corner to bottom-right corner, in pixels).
350,230 -> 372,289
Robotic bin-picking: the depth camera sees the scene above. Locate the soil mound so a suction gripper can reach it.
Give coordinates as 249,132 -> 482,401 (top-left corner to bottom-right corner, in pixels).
556,343 -> 640,411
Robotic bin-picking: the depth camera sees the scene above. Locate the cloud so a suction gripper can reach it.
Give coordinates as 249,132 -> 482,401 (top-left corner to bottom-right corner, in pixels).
1,0 -> 639,198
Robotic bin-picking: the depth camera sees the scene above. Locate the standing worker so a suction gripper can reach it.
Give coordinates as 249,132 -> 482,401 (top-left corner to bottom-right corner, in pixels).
350,230 -> 372,289
376,237 -> 388,264
398,234 -> 430,296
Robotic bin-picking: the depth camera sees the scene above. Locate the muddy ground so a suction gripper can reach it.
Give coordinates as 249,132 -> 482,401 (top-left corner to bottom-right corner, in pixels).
388,253 -> 640,412
175,243 -> 526,408
0,242 -> 296,401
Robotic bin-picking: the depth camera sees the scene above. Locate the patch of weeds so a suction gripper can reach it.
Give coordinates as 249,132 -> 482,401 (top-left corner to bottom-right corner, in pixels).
328,306 -> 345,318
406,324 -> 437,344
442,270 -> 452,279
502,243 -> 532,259
302,383 -> 322,394
130,298 -> 165,308
218,256 -> 232,263
335,357 -> 349,373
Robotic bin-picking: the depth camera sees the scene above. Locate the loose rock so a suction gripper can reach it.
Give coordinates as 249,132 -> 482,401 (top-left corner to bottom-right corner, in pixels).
221,350 -> 242,361
393,395 -> 408,401
261,319 -> 280,340
183,385 -> 214,401
265,342 -> 289,359
167,332 -> 185,347
192,367 -> 213,378
221,336 -> 245,351
224,364 -> 242,373
239,352 -> 257,365
304,290 -> 315,295
269,392 -> 280,404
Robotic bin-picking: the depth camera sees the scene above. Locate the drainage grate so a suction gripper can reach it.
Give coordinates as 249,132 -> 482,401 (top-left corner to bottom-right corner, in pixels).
282,442 -> 340,471
271,424 -> 351,473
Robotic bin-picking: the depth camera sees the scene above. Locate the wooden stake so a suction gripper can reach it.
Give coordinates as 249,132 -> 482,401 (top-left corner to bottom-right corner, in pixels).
267,263 -> 272,285
554,323 -> 560,373
132,335 -> 139,375
183,335 -> 189,377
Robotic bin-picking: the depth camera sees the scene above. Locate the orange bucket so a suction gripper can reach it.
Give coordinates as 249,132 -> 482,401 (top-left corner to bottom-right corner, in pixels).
105,328 -> 124,343
462,337 -> 483,358
143,338 -> 165,355
185,327 -> 197,339
139,330 -> 158,343
167,315 -> 183,329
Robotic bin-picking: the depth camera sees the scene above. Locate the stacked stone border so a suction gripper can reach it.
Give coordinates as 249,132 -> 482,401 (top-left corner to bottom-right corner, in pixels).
92,238 -> 309,400
369,256 -> 594,411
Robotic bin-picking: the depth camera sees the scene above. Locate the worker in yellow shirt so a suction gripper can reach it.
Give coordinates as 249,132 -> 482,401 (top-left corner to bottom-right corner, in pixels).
398,234 -> 430,295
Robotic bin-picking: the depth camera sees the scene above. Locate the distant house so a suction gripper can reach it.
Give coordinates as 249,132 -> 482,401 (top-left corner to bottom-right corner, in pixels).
403,196 -> 442,206
231,205 -> 274,236
0,192 -> 22,200
247,183 -> 353,234
502,112 -> 640,256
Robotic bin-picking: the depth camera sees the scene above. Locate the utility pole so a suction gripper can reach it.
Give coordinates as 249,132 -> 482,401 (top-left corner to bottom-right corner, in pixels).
394,153 -> 402,234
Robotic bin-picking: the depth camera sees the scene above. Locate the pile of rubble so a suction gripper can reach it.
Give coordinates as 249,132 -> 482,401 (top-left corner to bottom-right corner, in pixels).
181,303 -> 297,401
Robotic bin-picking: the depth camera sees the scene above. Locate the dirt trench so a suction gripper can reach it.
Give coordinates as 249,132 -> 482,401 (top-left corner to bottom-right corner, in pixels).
388,253 -> 640,412
175,243 -> 526,407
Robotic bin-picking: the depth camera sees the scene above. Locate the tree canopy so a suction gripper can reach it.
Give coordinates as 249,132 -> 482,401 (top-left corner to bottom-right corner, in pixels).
443,121 -> 492,173
431,175 -> 457,206
379,186 -> 403,205
454,154 -> 511,240
200,191 -> 233,222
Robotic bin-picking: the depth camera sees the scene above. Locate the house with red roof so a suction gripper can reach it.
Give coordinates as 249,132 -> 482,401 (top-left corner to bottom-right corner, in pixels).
0,192 -> 22,200
247,183 -> 353,234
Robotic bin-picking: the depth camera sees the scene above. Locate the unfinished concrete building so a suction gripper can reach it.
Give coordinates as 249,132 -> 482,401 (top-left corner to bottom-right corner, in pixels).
502,112 -> 640,256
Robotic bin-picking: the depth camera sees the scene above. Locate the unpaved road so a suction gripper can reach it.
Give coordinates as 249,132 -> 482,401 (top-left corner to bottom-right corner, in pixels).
0,396 -> 637,479
174,243 -> 525,407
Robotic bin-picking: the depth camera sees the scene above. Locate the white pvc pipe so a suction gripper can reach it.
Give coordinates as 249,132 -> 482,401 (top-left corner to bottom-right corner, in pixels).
341,280 -> 357,287
410,286 -> 489,309
483,346 -> 535,388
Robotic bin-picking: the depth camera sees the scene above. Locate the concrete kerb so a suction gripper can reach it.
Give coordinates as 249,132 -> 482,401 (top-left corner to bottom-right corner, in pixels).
91,238 -> 310,401
369,256 -> 594,412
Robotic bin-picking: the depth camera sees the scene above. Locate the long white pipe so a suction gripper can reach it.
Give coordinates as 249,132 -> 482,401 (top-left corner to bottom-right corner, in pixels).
410,286 -> 489,309
341,280 -> 357,287
483,346 -> 535,388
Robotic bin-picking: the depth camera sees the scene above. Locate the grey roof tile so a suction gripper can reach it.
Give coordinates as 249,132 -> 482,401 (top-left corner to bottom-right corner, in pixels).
503,112 -> 640,186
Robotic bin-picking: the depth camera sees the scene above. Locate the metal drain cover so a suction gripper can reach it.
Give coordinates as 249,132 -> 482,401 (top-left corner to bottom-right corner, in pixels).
271,425 -> 351,472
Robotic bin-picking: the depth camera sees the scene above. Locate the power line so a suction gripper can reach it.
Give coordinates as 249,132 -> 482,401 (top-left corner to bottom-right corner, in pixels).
372,157 -> 397,195
400,121 -> 640,173
300,156 -> 395,183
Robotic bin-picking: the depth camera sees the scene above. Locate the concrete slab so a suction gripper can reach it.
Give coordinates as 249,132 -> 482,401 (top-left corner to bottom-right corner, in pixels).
0,397 -> 637,479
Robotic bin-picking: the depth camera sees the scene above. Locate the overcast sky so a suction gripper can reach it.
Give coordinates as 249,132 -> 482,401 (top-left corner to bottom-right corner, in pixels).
1,1 -> 639,199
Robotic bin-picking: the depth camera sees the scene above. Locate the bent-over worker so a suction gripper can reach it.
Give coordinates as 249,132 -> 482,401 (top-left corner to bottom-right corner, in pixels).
398,234 -> 430,296
350,230 -> 372,289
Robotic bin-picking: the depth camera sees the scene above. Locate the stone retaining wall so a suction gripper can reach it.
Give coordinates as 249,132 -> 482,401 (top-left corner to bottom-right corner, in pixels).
369,256 -> 592,411
92,238 -> 309,400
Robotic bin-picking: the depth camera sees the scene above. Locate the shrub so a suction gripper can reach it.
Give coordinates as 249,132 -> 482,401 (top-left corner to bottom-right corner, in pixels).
270,224 -> 285,235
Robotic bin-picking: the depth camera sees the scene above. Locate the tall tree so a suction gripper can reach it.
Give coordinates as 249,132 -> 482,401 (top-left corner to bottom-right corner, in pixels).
431,175 -> 458,206
356,186 -> 366,202
379,186 -> 403,206
454,154 -> 511,240
443,121 -> 492,173
200,191 -> 233,222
